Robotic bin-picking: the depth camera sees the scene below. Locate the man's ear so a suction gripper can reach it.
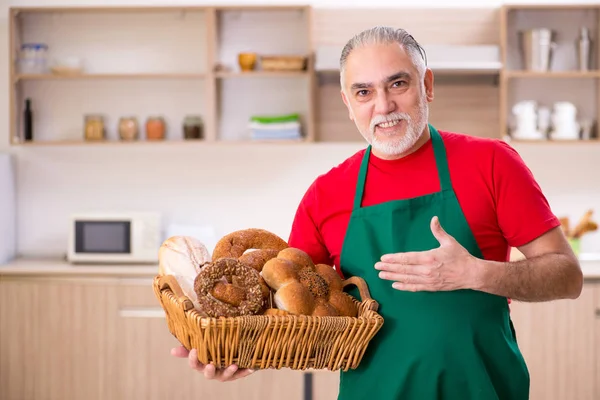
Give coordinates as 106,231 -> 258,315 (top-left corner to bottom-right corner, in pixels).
340,90 -> 354,121
424,68 -> 434,103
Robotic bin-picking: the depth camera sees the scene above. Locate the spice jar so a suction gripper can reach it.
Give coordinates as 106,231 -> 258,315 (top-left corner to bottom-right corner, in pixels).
183,115 -> 204,139
118,116 -> 139,141
84,115 -> 105,141
146,116 -> 165,140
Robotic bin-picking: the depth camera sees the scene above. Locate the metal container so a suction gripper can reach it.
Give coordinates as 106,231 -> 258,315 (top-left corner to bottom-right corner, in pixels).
577,27 -> 592,71
518,29 -> 556,71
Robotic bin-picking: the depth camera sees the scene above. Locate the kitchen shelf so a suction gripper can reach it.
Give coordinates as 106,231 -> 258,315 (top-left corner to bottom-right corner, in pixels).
13,73 -> 208,82
215,71 -> 309,78
508,138 -> 600,144
10,138 -> 308,146
8,5 -> 315,145
500,4 -> 600,141
315,44 -> 502,76
504,71 -> 600,79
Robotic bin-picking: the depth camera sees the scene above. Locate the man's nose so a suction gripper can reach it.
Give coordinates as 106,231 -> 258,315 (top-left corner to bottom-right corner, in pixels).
374,90 -> 396,115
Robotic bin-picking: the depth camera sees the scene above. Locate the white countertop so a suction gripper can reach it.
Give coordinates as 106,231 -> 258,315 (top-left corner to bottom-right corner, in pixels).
0,258 -> 158,277
0,256 -> 599,279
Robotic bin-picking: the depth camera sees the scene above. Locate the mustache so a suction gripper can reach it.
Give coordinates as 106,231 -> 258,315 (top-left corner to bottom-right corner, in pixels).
370,112 -> 411,134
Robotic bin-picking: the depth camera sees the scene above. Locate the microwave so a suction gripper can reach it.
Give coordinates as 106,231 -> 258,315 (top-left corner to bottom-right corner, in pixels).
67,212 -> 162,264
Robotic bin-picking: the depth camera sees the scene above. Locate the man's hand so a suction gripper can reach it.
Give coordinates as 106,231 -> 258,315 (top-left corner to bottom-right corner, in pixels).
171,345 -> 255,382
374,216 -> 478,292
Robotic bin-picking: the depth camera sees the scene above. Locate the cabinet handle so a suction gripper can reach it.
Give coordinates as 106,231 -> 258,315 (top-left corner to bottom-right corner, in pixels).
119,307 -> 165,319
596,308 -> 600,318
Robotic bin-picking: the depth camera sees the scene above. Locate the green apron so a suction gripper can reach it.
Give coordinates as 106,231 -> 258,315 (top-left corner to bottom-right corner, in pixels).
337,125 -> 530,400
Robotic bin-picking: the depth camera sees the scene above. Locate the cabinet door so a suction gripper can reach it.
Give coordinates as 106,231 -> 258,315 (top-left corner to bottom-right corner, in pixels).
311,370 -> 340,400
117,278 -> 305,400
509,283 -> 597,400
0,277 -> 120,400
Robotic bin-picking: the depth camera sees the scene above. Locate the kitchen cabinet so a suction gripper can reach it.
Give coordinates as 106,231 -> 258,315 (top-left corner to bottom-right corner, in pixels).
509,282 -> 599,400
0,277 -> 120,400
0,275 -> 304,400
116,278 -> 305,400
1,271 -> 598,400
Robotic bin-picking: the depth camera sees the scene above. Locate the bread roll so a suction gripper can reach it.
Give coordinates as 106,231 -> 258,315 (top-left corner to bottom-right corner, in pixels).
261,248 -> 357,317
158,236 -> 210,277
158,236 -> 211,307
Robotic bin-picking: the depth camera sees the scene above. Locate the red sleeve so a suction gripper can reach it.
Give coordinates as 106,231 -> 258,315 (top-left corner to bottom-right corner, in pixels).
492,141 -> 561,247
287,180 -> 333,266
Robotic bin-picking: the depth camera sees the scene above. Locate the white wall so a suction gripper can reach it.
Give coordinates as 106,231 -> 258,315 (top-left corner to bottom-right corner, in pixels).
3,0 -> 600,258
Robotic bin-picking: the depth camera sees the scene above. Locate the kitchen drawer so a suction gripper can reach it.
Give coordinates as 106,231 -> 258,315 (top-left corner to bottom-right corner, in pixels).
117,277 -> 160,307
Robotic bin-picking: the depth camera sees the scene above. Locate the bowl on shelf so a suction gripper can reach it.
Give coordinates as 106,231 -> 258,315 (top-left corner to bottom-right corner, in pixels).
238,52 -> 257,71
50,57 -> 84,76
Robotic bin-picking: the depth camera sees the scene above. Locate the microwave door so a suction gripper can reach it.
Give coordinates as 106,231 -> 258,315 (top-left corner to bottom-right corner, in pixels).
75,220 -> 131,255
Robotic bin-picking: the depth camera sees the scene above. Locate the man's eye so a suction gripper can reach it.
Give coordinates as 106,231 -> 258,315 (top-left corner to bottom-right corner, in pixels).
356,90 -> 369,96
392,81 -> 406,87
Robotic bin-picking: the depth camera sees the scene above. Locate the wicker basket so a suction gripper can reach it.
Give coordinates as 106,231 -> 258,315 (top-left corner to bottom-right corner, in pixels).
260,55 -> 307,71
153,274 -> 384,371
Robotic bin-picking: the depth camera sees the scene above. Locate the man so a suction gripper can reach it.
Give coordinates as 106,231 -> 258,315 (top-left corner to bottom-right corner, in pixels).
172,26 -> 583,399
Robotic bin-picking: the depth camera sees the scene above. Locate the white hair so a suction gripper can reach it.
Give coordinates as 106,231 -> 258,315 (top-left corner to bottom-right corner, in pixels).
339,26 -> 427,89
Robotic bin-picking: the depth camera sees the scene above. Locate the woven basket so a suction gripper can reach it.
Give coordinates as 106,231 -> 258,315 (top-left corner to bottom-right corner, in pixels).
261,55 -> 307,71
153,274 -> 384,371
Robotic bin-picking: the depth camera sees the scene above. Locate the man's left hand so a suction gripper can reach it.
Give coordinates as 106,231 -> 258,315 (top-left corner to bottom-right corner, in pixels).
375,216 -> 479,292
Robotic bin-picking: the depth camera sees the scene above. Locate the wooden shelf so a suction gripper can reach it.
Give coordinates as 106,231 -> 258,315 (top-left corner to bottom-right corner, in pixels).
504,71 -> 600,79
9,5 -> 315,145
508,139 -> 600,144
13,73 -> 207,82
11,138 -> 310,146
499,4 -> 600,141
215,71 -> 309,78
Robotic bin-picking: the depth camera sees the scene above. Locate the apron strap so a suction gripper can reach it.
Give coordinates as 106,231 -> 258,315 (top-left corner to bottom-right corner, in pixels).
353,124 -> 452,210
354,145 -> 371,210
429,124 -> 452,193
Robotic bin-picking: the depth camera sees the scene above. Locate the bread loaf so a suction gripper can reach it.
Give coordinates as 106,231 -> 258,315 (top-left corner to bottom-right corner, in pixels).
158,236 -> 211,307
261,248 -> 357,317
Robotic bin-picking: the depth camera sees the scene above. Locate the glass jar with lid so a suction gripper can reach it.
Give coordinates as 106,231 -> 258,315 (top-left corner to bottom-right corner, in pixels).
84,114 -> 105,141
183,115 -> 204,140
119,116 -> 139,141
146,116 -> 166,140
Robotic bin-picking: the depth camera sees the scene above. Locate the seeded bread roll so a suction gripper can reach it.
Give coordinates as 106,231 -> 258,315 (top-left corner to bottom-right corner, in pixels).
261,248 -> 357,317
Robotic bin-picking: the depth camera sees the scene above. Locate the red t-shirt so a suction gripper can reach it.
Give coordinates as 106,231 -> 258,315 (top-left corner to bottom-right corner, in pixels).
287,130 -> 560,278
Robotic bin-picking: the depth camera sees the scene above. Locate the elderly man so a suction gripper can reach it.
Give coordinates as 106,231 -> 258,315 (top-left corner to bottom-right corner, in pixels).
172,26 -> 583,400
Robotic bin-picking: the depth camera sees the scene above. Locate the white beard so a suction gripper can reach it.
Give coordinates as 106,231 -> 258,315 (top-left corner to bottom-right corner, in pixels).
352,98 -> 429,158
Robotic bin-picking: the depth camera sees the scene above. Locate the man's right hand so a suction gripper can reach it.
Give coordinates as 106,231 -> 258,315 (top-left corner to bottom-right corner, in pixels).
171,345 -> 256,382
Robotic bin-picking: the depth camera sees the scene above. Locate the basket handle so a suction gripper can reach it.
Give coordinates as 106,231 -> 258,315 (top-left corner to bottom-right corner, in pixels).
157,275 -> 195,311
342,276 -> 379,312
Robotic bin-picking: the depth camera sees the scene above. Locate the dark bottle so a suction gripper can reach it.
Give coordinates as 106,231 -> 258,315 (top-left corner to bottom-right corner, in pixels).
24,98 -> 33,141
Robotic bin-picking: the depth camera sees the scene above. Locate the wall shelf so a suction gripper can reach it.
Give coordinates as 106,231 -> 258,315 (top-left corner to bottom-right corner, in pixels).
10,138 -> 309,146
499,4 -> 600,142
13,73 -> 208,82
8,5 -> 315,145
9,5 -> 600,146
504,71 -> 600,79
315,44 -> 502,75
215,71 -> 309,78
